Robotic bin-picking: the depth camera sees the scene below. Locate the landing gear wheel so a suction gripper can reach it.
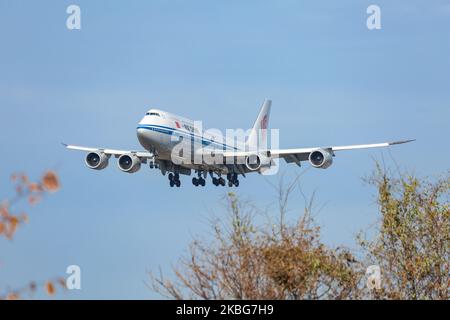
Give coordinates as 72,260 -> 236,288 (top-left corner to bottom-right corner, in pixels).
234,180 -> 239,187
168,173 -> 174,181
200,178 -> 205,187
169,180 -> 174,187
175,180 -> 181,187
219,177 -> 225,186
192,177 -> 199,186
228,180 -> 233,187
212,177 -> 218,186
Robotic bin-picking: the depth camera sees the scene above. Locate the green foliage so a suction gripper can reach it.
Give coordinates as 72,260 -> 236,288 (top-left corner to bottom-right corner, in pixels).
359,165 -> 449,299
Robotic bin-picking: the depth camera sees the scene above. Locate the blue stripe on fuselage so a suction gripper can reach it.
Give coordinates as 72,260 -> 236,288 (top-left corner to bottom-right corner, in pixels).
137,124 -> 238,150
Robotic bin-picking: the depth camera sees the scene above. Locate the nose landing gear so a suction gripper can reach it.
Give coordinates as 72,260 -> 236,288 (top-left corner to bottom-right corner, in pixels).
149,161 -> 159,169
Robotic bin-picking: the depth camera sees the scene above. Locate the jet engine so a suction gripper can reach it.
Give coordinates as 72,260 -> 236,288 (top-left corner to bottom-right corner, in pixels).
118,154 -> 141,173
245,152 -> 272,171
85,152 -> 109,170
308,149 -> 333,169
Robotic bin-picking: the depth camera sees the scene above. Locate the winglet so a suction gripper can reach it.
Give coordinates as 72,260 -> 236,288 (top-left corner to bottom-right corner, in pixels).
389,139 -> 416,145
61,142 -> 69,147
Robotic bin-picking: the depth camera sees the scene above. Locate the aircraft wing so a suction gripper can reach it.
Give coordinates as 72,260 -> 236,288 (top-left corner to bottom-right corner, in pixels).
220,139 -> 415,165
62,143 -> 155,159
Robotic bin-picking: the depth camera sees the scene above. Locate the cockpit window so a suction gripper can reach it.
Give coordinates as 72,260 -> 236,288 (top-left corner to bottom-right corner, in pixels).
146,112 -> 161,117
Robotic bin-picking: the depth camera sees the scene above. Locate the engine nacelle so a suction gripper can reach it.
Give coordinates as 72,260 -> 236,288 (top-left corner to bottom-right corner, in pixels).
245,152 -> 272,171
85,152 -> 109,170
118,154 -> 141,173
308,149 -> 333,169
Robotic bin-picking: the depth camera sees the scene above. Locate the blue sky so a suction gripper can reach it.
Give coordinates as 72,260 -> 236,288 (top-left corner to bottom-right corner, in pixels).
0,0 -> 449,299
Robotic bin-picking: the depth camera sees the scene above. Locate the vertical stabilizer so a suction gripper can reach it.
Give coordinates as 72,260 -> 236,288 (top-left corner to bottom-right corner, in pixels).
246,99 -> 271,150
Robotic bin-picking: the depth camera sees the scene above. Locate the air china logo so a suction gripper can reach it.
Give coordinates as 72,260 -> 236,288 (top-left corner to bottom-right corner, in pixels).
175,121 -> 181,128
260,115 -> 268,141
261,115 -> 268,130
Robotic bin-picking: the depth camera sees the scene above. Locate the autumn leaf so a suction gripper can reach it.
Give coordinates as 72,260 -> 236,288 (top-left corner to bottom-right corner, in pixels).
18,213 -> 29,223
28,183 -> 42,193
10,216 -> 19,226
46,282 -> 55,296
20,174 -> 28,183
28,195 -> 40,205
41,171 -> 60,193
0,206 -> 8,217
7,216 -> 19,239
6,293 -> 19,300
57,278 -> 67,289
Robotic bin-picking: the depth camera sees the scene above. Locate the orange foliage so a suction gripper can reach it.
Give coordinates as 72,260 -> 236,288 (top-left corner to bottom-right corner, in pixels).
46,282 -> 55,296
1,171 -> 59,240
1,171 -> 63,300
42,171 -> 60,193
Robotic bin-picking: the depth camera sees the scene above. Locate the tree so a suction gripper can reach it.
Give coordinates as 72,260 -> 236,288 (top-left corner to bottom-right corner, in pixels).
0,171 -> 65,300
151,177 -> 363,299
358,165 -> 449,299
151,166 -> 449,300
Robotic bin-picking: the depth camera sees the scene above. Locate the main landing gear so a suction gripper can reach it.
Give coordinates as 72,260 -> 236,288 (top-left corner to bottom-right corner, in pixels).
169,171 -> 240,188
192,171 -> 206,187
226,173 -> 239,187
192,176 -> 206,187
212,176 -> 226,187
212,173 -> 239,187
168,173 -> 181,188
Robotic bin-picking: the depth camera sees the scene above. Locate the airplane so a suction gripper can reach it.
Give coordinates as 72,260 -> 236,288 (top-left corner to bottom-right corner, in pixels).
64,99 -> 414,187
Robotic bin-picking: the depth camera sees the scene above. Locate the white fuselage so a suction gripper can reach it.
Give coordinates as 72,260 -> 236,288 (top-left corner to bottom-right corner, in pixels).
136,108 -> 241,162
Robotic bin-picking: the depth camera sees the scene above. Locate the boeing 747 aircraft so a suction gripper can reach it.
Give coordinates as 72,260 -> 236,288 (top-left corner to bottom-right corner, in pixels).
64,99 -> 414,187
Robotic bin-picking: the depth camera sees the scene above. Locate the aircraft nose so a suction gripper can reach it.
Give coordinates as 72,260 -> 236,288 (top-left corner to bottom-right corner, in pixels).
136,126 -> 145,135
136,126 -> 149,142
137,126 -> 157,151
